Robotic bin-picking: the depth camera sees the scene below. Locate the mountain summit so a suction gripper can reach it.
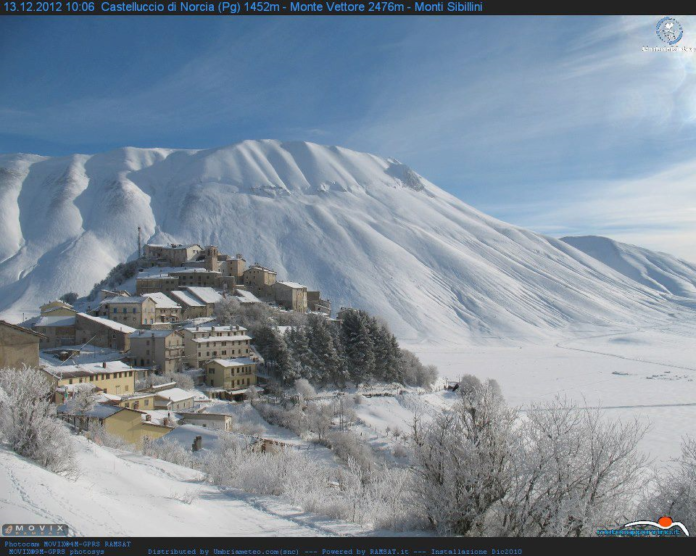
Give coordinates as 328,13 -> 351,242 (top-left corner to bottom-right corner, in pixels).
1,140 -> 693,342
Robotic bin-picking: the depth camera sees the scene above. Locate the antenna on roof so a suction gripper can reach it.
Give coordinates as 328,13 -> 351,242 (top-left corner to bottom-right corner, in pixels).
137,226 -> 142,259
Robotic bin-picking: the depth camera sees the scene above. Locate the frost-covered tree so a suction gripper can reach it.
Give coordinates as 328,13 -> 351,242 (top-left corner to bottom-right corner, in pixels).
400,349 -> 438,387
307,402 -> 333,442
640,436 -> 696,535
411,377 -> 515,535
294,378 -> 316,401
64,387 -> 98,415
0,367 -> 77,475
499,398 -> 648,537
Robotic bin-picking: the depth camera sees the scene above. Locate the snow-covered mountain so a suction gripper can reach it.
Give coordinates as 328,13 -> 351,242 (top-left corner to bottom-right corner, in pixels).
1,140 -> 694,342
561,236 -> 696,300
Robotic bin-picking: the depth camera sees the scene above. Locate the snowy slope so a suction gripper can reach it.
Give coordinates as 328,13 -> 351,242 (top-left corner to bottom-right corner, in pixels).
0,140 -> 694,342
562,235 -> 696,300
0,436 -> 361,537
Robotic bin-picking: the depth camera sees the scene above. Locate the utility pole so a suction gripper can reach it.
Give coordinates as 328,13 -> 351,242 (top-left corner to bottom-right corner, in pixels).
137,226 -> 142,259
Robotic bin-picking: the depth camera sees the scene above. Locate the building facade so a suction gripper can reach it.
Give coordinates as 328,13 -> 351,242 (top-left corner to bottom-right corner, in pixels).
98,296 -> 158,328
274,281 -> 308,313
129,329 -> 185,374
143,243 -> 203,266
243,265 -> 277,298
204,358 -> 257,390
0,321 -> 45,369
182,325 -> 251,367
142,292 -> 182,324
47,361 -> 137,398
33,315 -> 76,348
75,313 -> 135,352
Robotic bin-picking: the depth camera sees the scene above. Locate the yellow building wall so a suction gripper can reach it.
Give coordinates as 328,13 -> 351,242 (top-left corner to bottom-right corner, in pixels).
103,410 -> 171,448
57,371 -> 136,396
118,394 -> 157,411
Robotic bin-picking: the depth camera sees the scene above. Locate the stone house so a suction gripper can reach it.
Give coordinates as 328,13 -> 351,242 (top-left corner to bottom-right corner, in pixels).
274,281 -> 308,313
129,329 -> 185,374
221,254 -> 246,281
33,315 -> 77,348
243,264 -> 277,298
143,243 -> 203,266
142,292 -> 182,324
75,313 -> 136,352
135,273 -> 179,295
168,290 -> 210,319
307,291 -> 331,315
0,320 -> 46,369
98,296 -> 157,328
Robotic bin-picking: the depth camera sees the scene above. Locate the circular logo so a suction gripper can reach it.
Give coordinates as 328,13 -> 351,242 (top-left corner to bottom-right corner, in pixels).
656,17 -> 683,45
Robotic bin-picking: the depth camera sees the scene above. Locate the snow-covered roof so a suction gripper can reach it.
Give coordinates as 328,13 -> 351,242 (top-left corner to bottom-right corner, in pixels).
143,292 -> 181,309
277,281 -> 307,289
234,289 -> 261,304
46,360 -> 133,379
35,315 -> 76,327
155,388 -> 195,403
42,305 -> 77,315
183,324 -> 247,333
169,290 -> 205,307
185,287 -> 224,305
100,295 -> 145,304
170,268 -> 221,275
192,335 -> 252,343
57,403 -> 124,420
129,329 -> 180,339
77,313 -> 136,334
153,424 -> 224,453
208,357 -> 256,367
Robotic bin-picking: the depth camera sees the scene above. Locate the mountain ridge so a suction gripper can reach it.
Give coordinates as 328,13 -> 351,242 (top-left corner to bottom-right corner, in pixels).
1,139 -> 694,343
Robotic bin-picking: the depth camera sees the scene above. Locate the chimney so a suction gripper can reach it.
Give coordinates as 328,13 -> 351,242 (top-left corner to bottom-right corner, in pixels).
192,435 -> 202,452
145,414 -> 151,422
102,362 -> 107,369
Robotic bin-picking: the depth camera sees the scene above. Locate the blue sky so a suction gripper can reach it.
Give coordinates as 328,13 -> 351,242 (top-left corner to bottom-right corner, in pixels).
1,16 -> 695,261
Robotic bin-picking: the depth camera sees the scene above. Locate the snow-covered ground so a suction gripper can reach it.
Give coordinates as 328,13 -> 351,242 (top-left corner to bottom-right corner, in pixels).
411,322 -> 696,464
0,435 -> 368,537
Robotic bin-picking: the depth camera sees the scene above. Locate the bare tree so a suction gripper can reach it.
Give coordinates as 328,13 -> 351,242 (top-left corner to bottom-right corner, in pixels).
0,367 -> 77,475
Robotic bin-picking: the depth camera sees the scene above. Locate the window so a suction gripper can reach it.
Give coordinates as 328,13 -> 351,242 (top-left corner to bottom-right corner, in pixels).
113,308 -> 117,313
132,308 -> 136,314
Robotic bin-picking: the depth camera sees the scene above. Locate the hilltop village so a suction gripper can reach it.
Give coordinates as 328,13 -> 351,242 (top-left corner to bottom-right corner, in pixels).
0,243 -> 335,448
